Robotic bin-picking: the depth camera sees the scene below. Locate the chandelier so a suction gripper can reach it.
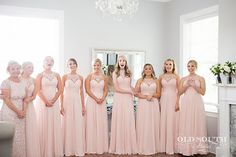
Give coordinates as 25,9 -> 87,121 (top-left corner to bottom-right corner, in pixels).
95,0 -> 139,21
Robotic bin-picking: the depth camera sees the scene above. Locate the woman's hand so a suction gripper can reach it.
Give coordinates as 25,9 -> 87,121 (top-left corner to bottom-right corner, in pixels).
60,107 -> 65,116
46,100 -> 53,107
175,102 -> 180,112
146,95 -> 152,101
82,105 -> 86,116
17,110 -> 25,119
24,97 -> 32,104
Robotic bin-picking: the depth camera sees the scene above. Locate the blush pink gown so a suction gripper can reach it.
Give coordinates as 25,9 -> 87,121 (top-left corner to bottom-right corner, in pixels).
0,79 -> 27,157
136,80 -> 160,155
109,73 -> 137,155
177,77 -> 208,156
160,78 -> 179,154
62,74 -> 85,156
23,77 -> 41,157
35,72 -> 63,157
86,75 -> 108,154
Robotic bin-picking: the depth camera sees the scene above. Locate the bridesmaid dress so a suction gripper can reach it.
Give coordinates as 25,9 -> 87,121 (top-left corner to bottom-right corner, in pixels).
62,74 -> 85,156
0,79 -> 27,157
23,77 -> 41,157
86,75 -> 108,154
35,72 -> 63,157
136,79 -> 160,155
109,72 -> 137,154
160,78 -> 179,154
177,76 -> 208,156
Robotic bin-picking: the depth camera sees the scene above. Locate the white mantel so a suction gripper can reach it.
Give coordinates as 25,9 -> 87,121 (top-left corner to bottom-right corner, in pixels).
216,84 -> 236,157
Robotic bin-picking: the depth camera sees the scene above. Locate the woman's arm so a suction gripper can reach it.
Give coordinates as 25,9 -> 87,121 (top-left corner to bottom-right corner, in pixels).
152,79 -> 161,99
60,75 -> 66,115
175,75 -> 181,111
134,79 -> 147,99
2,88 -> 24,118
192,76 -> 206,95
85,74 -> 99,101
178,77 -> 189,96
24,78 -> 38,103
112,72 -> 132,94
36,73 -> 50,106
80,76 -> 86,116
101,76 -> 108,102
50,73 -> 63,105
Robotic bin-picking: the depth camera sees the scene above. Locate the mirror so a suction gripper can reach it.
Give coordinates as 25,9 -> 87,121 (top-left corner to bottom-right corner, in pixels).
92,48 -> 146,108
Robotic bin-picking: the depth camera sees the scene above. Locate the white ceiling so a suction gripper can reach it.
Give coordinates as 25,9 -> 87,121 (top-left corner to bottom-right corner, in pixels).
148,0 -> 173,2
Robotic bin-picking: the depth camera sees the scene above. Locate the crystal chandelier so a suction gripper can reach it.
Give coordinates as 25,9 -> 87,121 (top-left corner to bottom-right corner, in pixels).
95,0 -> 139,21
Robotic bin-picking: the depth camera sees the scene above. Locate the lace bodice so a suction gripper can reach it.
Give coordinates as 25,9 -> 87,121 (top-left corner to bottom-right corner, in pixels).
140,79 -> 156,95
1,79 -> 26,100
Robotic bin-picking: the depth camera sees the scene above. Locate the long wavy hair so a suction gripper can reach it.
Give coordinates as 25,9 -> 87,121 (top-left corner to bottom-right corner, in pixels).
142,63 -> 156,79
114,55 -> 131,77
163,58 -> 176,74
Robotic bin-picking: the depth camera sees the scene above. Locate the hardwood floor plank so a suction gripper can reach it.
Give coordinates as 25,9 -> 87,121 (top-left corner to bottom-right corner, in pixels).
83,153 -> 215,157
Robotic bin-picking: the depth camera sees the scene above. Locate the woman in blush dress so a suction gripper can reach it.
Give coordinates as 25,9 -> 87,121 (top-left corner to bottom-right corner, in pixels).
35,56 -> 63,157
0,61 -> 27,157
159,59 -> 180,154
109,55 -> 137,155
21,61 -> 41,157
61,58 -> 86,156
85,58 -> 109,154
177,60 -> 208,156
135,63 -> 161,155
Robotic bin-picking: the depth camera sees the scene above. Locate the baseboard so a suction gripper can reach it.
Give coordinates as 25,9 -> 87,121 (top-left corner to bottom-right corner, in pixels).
208,141 -> 218,154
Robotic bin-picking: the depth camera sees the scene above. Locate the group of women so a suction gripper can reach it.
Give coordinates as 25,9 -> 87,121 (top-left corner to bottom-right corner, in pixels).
0,55 -> 208,157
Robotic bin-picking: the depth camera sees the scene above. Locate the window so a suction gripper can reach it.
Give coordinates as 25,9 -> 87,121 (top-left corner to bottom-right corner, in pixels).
180,6 -> 218,113
0,6 -> 64,110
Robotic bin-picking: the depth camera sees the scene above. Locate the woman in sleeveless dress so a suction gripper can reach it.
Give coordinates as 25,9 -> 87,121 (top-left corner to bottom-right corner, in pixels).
109,55 -> 137,155
135,63 -> 161,155
159,59 -> 180,154
0,61 -> 27,157
35,56 -> 63,157
85,58 -> 109,154
61,58 -> 85,156
177,60 -> 208,156
21,61 -> 41,157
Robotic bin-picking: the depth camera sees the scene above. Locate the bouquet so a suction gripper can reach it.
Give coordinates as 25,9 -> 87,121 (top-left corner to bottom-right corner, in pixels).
210,63 -> 222,76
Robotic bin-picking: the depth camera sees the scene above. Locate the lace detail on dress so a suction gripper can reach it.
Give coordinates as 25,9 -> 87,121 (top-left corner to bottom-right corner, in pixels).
43,72 -> 56,81
142,78 -> 155,86
67,74 -> 80,83
91,74 -> 104,84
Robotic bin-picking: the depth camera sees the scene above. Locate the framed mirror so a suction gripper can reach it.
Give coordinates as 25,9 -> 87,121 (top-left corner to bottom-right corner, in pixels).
92,48 -> 146,109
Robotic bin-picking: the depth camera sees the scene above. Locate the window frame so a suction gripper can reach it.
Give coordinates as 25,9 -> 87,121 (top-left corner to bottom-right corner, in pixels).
179,5 -> 219,113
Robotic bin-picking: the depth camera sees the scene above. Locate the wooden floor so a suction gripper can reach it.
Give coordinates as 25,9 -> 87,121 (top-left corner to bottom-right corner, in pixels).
82,153 -> 216,157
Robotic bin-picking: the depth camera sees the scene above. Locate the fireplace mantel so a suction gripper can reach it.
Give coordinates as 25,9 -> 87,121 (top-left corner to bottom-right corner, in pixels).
216,84 -> 236,157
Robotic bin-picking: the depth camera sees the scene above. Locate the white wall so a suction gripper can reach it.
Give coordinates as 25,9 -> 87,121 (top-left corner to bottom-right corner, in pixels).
164,0 -> 218,69
0,0 -> 166,77
218,0 -> 236,62
163,0 -> 219,150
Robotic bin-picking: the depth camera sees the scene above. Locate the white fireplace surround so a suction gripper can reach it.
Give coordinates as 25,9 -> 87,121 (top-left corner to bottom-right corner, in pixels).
216,84 -> 236,157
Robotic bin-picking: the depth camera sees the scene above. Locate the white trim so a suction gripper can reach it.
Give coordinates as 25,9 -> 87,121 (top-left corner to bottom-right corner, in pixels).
208,140 -> 218,154
206,111 -> 218,118
0,5 -> 64,73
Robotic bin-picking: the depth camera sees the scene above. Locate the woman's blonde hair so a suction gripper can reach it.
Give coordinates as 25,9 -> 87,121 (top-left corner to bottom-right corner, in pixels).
21,61 -> 34,74
187,59 -> 198,69
92,58 -> 102,66
114,55 -> 131,77
7,60 -> 21,73
163,58 -> 176,74
142,63 -> 156,79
